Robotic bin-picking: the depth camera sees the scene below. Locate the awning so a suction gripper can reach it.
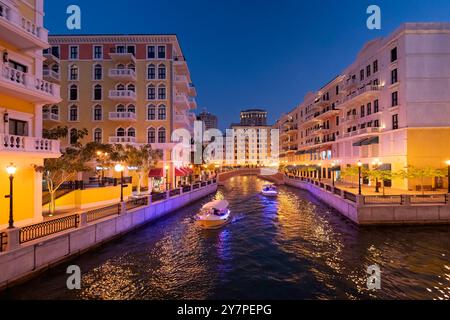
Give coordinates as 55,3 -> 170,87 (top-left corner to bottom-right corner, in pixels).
149,168 -> 164,178
296,150 -> 306,155
353,138 -> 368,147
353,136 -> 380,147
175,168 -> 189,177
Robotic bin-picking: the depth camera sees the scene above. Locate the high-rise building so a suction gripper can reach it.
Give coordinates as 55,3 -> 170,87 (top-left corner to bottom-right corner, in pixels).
0,0 -> 61,228
240,109 -> 267,126
42,34 -> 197,190
198,110 -> 218,131
276,23 -> 450,191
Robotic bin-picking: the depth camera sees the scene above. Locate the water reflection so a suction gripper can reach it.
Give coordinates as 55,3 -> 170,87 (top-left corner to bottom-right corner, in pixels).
1,176 -> 449,300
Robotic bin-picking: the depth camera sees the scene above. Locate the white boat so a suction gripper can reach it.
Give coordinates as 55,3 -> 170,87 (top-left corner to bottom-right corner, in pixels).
262,184 -> 278,196
196,200 -> 231,229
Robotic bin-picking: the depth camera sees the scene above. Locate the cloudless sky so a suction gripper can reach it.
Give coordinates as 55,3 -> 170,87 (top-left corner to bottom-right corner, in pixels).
44,0 -> 450,130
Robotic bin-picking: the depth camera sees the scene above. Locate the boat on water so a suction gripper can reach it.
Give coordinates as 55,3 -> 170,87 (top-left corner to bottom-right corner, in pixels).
262,184 -> 278,196
196,200 -> 231,229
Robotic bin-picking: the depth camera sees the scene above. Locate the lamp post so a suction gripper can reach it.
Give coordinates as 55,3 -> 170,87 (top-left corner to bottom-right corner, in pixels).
446,160 -> 450,194
114,164 -> 125,202
331,162 -> 336,187
5,164 -> 16,229
165,165 -> 170,190
357,160 -> 363,195
189,164 -> 193,185
372,158 -> 382,193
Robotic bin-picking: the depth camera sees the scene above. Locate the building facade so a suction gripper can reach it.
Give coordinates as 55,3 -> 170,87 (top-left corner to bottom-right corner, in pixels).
43,34 -> 197,190
277,23 -> 450,191
240,109 -> 267,126
198,110 -> 218,131
0,0 -> 61,228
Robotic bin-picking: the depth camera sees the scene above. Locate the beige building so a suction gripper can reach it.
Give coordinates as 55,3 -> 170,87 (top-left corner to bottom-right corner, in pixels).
43,34 -> 197,190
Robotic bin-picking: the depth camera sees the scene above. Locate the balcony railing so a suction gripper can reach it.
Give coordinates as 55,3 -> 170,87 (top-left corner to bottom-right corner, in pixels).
108,68 -> 136,81
108,90 -> 136,101
108,112 -> 137,121
43,69 -> 60,81
43,112 -> 59,122
109,136 -> 137,144
0,134 -> 60,154
1,63 -> 60,102
342,85 -> 381,105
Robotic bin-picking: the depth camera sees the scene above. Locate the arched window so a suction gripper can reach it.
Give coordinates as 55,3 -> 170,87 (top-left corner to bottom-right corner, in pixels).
127,63 -> 135,71
127,104 -> 136,113
116,104 -> 126,112
158,85 -> 166,100
69,84 -> 78,101
147,84 -> 156,100
158,64 -> 166,79
70,128 -> 78,145
43,105 -> 49,113
69,64 -> 78,81
116,127 -> 125,137
147,104 -> 156,120
93,84 -> 102,101
117,83 -> 125,91
69,105 -> 78,121
117,64 -> 125,69
127,127 -> 136,137
93,64 -> 102,80
127,84 -> 135,92
147,64 -> 155,79
158,104 -> 166,120
93,128 -> 102,143
51,64 -> 59,73
51,105 -> 59,116
147,128 -> 156,143
158,127 -> 166,143
93,105 -> 102,121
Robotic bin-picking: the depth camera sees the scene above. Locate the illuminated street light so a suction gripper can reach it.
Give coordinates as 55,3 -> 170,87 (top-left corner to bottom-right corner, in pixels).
446,160 -> 450,194
5,163 -> 16,229
331,162 -> 336,187
165,165 -> 170,190
114,164 -> 125,202
372,159 -> 383,193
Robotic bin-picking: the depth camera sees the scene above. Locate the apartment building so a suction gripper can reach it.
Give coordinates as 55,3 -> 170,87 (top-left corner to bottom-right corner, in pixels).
278,23 -> 450,190
198,110 -> 218,131
42,34 -> 197,189
240,109 -> 267,126
0,0 -> 61,228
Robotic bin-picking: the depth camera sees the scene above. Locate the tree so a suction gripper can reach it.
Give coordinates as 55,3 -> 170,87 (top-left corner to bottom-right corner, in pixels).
340,166 -> 361,188
398,166 -> 446,195
366,169 -> 395,196
36,127 -> 92,214
124,145 -> 161,194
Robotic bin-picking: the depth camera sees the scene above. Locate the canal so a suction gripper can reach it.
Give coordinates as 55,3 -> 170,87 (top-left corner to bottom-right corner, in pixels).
1,176 -> 449,300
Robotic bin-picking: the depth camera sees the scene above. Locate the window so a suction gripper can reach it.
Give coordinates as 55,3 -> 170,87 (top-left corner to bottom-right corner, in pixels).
127,84 -> 135,92
374,99 -> 379,113
374,119 -> 380,128
117,83 -> 125,91
116,104 -> 126,112
158,64 -> 166,79
147,105 -> 156,120
158,105 -> 166,120
93,64 -> 103,80
94,128 -> 102,143
51,105 -> 59,117
93,84 -> 102,101
147,64 -> 156,79
69,84 -> 78,101
93,46 -> 103,60
158,127 -> 166,143
366,65 -> 371,77
148,128 -> 156,143
147,46 -> 156,59
148,85 -> 156,100
391,47 -> 398,63
117,127 -> 125,137
367,103 -> 372,116
391,68 -> 398,84
158,46 -> 166,59
69,46 -> 78,60
336,85 -> 339,95
373,60 -> 378,73
392,114 -> 399,130
9,119 -> 28,136
70,128 -> 78,145
392,91 -> 399,107
93,105 -> 102,121
127,63 -> 135,71
69,65 -> 78,81
69,105 -> 78,121
127,128 -> 136,137
336,116 -> 339,126
158,86 -> 166,100
128,104 -> 136,113
360,69 -> 364,81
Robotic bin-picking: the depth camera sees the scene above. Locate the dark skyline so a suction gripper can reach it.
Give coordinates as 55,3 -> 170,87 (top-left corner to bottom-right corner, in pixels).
44,0 -> 450,129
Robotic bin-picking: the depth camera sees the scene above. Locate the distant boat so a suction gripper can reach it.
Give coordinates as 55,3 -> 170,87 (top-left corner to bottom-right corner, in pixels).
262,184 -> 278,197
196,200 -> 231,229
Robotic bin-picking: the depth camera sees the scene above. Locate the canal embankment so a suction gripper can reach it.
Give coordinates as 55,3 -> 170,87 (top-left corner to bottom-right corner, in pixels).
0,180 -> 218,290
284,176 -> 450,225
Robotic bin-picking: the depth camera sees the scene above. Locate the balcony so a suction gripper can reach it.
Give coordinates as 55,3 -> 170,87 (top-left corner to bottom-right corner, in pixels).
0,62 -> 61,103
314,107 -> 340,121
0,1 -> 49,50
344,114 -> 359,122
44,52 -> 60,64
188,83 -> 197,96
108,68 -> 136,82
43,112 -> 60,122
108,90 -> 136,102
108,136 -> 137,144
174,75 -> 189,92
43,69 -> 60,82
340,127 -> 381,140
108,112 -> 137,121
174,94 -> 189,109
174,114 -> 191,127
109,50 -> 136,63
0,134 -> 60,157
188,96 -> 197,109
339,85 -> 381,108
173,56 -> 188,74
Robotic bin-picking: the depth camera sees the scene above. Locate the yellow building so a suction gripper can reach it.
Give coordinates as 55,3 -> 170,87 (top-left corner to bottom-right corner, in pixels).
0,0 -> 61,228
43,34 -> 197,190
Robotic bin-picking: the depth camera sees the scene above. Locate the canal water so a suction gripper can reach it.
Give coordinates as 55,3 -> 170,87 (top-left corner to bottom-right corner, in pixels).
2,176 -> 449,300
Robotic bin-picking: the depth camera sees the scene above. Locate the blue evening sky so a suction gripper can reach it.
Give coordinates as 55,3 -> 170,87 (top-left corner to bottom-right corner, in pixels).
44,0 -> 450,129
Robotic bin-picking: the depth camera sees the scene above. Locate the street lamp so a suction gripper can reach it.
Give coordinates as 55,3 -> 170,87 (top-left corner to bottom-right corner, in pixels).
5,164 -> 16,229
318,163 -> 323,181
372,159 -> 382,193
165,165 -> 170,190
446,160 -> 450,194
114,164 -> 125,202
331,162 -> 336,187
357,160 -> 363,195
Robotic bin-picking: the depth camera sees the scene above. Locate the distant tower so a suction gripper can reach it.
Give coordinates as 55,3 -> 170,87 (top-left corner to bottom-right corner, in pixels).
198,109 -> 218,131
240,109 -> 267,126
